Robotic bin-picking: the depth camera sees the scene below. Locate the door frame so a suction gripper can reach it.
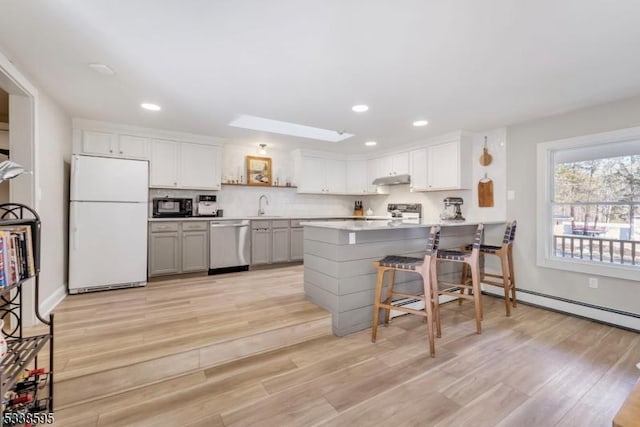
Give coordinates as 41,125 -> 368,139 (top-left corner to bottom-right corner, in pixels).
0,50 -> 39,326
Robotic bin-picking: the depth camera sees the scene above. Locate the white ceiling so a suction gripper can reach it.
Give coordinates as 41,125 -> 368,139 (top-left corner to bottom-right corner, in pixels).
1,0 -> 640,153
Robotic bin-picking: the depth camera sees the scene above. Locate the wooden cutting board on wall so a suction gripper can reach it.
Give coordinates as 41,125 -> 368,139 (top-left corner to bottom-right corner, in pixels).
478,177 -> 494,207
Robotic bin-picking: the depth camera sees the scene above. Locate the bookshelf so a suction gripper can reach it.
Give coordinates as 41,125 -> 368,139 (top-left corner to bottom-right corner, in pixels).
0,204 -> 53,425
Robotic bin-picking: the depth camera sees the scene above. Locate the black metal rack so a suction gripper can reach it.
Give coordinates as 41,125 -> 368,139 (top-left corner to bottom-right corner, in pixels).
0,203 -> 53,425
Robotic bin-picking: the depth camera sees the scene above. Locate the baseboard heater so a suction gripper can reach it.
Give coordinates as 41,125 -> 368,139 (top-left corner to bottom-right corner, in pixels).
482,286 -> 640,332
68,281 -> 146,294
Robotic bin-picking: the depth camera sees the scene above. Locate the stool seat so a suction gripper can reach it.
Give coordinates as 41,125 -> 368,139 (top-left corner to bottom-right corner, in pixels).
378,255 -> 423,270
437,249 -> 470,261
464,244 -> 502,254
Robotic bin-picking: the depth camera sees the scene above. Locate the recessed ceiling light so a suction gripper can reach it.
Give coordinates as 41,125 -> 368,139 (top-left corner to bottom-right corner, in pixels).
229,114 -> 353,142
88,63 -> 115,76
413,120 -> 429,127
141,103 -> 161,111
364,141 -> 377,146
352,104 -> 369,113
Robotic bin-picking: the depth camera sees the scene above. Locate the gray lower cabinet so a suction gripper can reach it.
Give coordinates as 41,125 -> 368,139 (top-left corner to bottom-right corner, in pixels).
251,219 -> 297,265
290,226 -> 304,261
251,227 -> 271,265
149,221 -> 209,276
271,227 -> 290,263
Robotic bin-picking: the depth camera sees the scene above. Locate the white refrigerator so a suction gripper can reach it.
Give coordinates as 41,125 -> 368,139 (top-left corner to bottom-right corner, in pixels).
68,155 -> 149,294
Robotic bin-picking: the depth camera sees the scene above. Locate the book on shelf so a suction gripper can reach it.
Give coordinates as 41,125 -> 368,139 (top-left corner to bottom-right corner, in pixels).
0,225 -> 35,287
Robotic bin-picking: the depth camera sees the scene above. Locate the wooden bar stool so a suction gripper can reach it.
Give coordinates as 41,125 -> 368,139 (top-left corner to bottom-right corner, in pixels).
463,220 -> 517,316
436,223 -> 484,334
371,226 -> 441,356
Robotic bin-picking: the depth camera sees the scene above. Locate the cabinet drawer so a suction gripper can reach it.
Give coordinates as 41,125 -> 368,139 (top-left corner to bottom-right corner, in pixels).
251,220 -> 271,230
272,220 -> 290,229
150,222 -> 179,232
181,221 -> 208,231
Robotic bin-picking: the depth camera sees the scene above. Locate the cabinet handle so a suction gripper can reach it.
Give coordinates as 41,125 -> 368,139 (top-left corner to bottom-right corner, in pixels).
109,149 -> 113,153
174,182 -> 177,186
120,150 -> 123,154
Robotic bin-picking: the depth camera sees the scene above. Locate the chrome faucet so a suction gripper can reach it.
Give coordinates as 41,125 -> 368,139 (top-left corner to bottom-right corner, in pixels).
258,194 -> 269,216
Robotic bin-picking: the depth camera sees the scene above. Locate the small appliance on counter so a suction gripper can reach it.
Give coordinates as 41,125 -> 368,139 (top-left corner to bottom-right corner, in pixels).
440,197 -> 465,222
386,203 -> 422,224
196,195 -> 222,217
353,200 -> 364,216
152,197 -> 193,218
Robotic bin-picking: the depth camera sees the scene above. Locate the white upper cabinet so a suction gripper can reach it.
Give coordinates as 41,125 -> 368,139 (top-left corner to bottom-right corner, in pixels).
179,143 -> 221,190
347,160 -> 377,194
293,151 -> 346,194
425,135 -> 472,191
80,130 -> 117,156
374,152 -> 409,177
118,135 -> 150,159
150,139 -> 179,188
409,148 -> 428,191
151,140 -> 221,189
79,130 -> 149,159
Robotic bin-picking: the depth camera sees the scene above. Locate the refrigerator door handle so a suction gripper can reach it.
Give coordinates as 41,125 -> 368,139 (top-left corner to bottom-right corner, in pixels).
72,204 -> 79,250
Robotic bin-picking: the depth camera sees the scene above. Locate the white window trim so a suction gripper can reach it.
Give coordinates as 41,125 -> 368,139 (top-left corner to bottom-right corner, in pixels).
536,126 -> 640,282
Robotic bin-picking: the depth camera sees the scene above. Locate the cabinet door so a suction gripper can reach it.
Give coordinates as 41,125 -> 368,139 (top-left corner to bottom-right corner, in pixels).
149,231 -> 180,276
181,230 -> 209,272
392,152 -> 409,175
180,143 -> 221,189
325,159 -> 346,193
290,227 -> 304,261
409,148 -> 428,191
428,141 -> 459,190
271,227 -> 290,263
251,228 -> 271,265
119,135 -> 150,159
81,130 -> 116,156
150,139 -> 179,187
298,156 -> 326,193
346,160 -> 368,194
376,155 -> 393,177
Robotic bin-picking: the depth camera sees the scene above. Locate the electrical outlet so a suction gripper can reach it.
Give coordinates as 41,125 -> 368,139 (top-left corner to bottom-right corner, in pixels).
588,277 -> 598,289
507,190 -> 515,201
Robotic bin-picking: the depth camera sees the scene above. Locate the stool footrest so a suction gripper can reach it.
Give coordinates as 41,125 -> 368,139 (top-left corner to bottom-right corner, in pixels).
391,292 -> 426,300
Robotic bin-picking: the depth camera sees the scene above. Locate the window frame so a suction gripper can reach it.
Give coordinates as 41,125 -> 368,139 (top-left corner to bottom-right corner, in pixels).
536,126 -> 640,281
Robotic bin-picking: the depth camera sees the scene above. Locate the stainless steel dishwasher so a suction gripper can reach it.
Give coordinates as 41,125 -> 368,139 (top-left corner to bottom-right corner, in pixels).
208,219 -> 251,274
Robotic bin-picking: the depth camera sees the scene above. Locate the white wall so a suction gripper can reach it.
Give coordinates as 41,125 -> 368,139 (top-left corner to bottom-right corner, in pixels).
507,95 -> 640,315
0,129 -> 8,203
36,91 -> 71,311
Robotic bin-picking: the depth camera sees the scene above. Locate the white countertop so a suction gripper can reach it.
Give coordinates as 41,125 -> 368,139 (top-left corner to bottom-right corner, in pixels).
300,219 -> 506,231
148,215 -> 391,222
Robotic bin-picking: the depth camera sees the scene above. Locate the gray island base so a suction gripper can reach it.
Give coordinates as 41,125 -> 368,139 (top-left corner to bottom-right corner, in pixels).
302,219 -> 504,336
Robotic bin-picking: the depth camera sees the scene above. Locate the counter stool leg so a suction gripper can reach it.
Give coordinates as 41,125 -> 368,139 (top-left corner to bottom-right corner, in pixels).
471,263 -> 482,334
420,268 -> 435,357
500,251 -> 512,316
508,247 -> 517,307
430,264 -> 442,338
384,269 -> 396,325
371,264 -> 385,342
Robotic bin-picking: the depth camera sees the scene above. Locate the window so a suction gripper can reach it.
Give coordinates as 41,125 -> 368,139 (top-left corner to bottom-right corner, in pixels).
537,127 -> 640,281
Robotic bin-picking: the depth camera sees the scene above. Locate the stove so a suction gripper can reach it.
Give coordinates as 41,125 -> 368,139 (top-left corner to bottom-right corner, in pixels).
386,203 -> 422,223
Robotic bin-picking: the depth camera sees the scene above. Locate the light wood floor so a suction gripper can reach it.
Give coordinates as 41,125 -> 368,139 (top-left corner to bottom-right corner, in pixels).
44,265 -> 639,427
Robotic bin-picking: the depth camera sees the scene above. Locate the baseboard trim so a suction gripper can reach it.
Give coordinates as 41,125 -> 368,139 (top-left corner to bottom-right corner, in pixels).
482,285 -> 640,332
40,284 -> 66,318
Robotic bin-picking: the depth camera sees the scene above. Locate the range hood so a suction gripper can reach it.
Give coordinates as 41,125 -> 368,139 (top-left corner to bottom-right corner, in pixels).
372,174 -> 411,186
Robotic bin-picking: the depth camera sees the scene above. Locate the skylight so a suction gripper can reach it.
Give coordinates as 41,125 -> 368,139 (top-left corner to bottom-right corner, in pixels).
228,115 -> 354,142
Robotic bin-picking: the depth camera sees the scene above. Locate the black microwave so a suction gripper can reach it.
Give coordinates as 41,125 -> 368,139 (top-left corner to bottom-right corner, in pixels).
152,197 -> 193,218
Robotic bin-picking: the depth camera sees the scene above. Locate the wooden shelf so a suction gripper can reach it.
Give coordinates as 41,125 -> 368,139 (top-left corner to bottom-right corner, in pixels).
222,183 -> 297,188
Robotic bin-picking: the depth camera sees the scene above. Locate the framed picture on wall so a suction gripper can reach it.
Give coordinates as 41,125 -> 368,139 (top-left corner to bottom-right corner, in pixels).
246,156 -> 272,186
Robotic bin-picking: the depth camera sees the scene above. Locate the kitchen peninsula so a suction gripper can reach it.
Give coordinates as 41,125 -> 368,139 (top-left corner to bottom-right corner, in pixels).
302,219 -> 505,336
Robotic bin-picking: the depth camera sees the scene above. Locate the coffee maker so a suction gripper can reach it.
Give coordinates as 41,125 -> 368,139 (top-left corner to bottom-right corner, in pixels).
440,197 -> 465,222
197,195 -> 220,217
